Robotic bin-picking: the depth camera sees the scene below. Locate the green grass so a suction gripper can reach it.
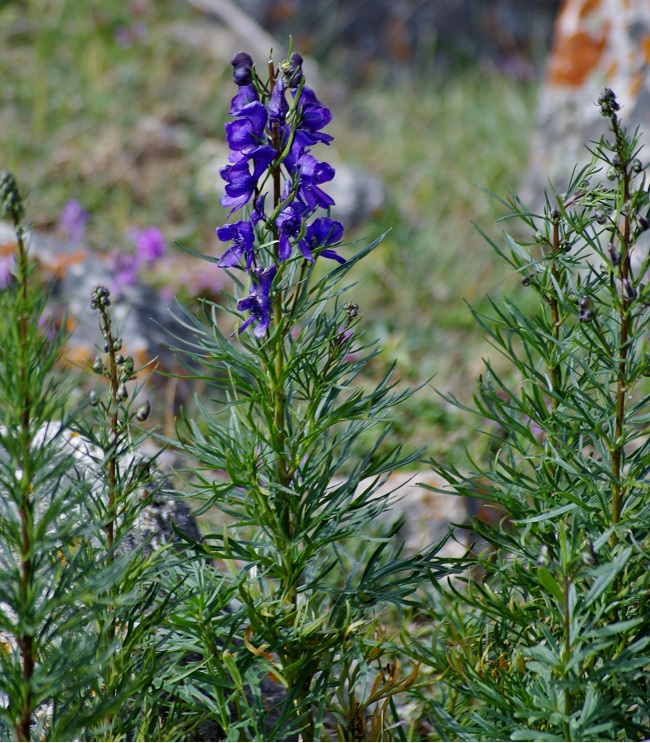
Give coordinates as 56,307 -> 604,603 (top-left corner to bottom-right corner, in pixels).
1,1 -> 540,463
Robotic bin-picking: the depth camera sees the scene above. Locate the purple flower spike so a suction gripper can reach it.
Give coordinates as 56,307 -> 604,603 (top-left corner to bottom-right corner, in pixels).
217,220 -> 256,269
237,264 -> 277,338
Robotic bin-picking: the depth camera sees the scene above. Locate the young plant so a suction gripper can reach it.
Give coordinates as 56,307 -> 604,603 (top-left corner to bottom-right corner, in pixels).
0,173 -> 182,741
170,48 -> 455,740
417,90 -> 650,741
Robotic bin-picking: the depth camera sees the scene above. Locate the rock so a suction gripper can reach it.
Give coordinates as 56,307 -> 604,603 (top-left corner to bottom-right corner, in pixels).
522,0 -> 650,209
0,224 -> 188,388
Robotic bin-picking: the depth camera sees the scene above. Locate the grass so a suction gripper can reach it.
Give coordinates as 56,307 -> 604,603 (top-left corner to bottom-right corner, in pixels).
1,0 -> 539,464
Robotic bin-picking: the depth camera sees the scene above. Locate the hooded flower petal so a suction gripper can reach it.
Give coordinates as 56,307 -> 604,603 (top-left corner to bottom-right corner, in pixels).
217,220 -> 256,269
236,264 -> 277,338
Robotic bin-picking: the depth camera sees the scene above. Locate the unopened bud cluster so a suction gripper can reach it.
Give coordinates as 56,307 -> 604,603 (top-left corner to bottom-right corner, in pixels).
89,285 -> 150,421
0,170 -> 25,225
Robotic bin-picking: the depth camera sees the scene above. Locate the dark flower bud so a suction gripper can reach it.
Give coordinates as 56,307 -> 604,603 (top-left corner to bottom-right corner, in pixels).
608,243 -> 620,266
344,302 -> 359,318
135,400 -> 151,421
597,87 -> 620,117
536,545 -> 550,567
280,52 -> 304,88
231,51 -> 254,86
521,274 -> 533,286
606,166 -> 617,181
550,208 -> 561,222
582,542 -> 597,566
90,285 -> 111,310
578,297 -> 594,322
115,352 -> 125,365
122,356 -> 135,376
623,278 -> 637,302
631,158 -> 643,174
89,389 -> 100,407
638,215 -> 650,231
116,382 -> 128,402
113,338 -> 122,352
0,170 -> 25,225
594,208 -> 608,225
92,357 -> 104,374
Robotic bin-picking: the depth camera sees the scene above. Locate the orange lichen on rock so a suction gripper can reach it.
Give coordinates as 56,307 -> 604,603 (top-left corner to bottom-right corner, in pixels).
548,27 -> 609,87
642,35 -> 650,64
577,0 -> 602,19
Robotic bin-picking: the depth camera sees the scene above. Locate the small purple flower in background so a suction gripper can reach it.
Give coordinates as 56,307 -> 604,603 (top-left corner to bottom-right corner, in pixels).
110,226 -> 165,294
133,226 -> 166,263
114,22 -> 146,47
58,200 -> 89,244
237,264 -> 277,338
112,253 -> 140,287
0,254 -> 14,288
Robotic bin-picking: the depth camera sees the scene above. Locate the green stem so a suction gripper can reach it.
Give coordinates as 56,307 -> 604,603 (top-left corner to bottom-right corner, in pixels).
15,227 -> 34,742
562,575 -> 572,742
610,116 -> 632,547
549,215 -> 562,412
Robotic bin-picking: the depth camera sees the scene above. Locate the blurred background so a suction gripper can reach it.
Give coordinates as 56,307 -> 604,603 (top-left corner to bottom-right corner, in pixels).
0,0 -> 564,464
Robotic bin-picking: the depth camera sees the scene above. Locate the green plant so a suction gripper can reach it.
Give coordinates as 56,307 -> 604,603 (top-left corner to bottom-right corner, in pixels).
414,89 -> 650,741
168,48 -> 456,741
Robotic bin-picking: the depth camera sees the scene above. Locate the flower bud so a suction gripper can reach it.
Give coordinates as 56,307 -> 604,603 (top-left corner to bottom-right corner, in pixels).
521,274 -> 533,286
623,278 -> 637,302
115,352 -> 125,365
92,357 -> 104,374
606,166 -> 617,181
594,208 -> 608,225
90,285 -> 111,310
116,382 -> 128,402
597,87 -> 620,118
280,52 -> 304,88
231,51 -> 254,86
608,243 -> 620,266
0,170 -> 25,224
135,400 -> 151,421
344,302 -> 359,318
536,545 -> 550,567
578,297 -> 594,322
582,542 -> 597,566
631,158 -> 643,174
89,389 -> 100,406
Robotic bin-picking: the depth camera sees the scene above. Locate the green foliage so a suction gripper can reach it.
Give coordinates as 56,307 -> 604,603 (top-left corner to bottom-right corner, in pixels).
413,93 -> 650,741
169,232 -> 456,740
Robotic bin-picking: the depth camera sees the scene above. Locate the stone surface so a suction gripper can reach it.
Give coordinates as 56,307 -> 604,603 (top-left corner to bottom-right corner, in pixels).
522,0 -> 650,209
